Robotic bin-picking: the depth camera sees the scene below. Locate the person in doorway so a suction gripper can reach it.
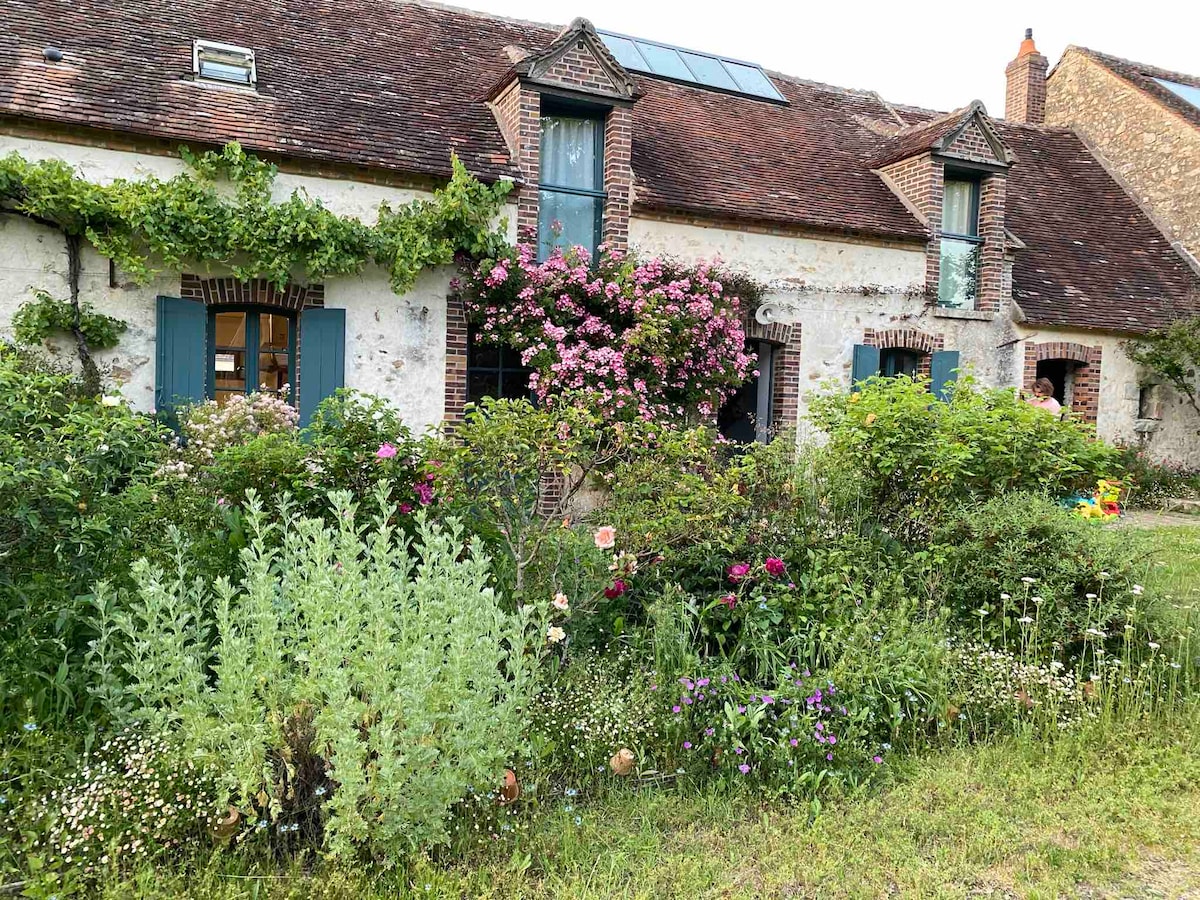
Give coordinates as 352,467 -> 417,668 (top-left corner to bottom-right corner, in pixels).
1026,377 -> 1062,415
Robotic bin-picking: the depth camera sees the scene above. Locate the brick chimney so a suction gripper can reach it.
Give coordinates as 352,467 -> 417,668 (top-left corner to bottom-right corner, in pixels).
1005,28 -> 1048,124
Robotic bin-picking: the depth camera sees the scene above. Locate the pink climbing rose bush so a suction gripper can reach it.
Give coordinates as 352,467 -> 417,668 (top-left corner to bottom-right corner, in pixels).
461,243 -> 760,421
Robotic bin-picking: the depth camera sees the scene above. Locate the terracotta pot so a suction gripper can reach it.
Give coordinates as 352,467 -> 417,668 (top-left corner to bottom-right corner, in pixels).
211,805 -> 241,842
498,768 -> 520,804
609,748 -> 635,776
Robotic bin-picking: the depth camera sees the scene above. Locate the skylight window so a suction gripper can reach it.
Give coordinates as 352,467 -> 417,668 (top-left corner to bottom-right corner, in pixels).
193,39 -> 256,87
597,30 -> 785,102
1152,77 -> 1200,111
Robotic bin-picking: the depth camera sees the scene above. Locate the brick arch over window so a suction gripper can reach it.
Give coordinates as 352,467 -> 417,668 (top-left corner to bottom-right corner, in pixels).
1031,341 -> 1092,365
863,327 -> 945,378
1023,340 -> 1103,424
180,274 -> 324,310
863,327 -> 944,356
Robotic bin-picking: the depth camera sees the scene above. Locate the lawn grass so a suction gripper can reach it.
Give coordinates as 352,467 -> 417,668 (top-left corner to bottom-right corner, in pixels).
87,521 -> 1200,899
100,716 -> 1200,900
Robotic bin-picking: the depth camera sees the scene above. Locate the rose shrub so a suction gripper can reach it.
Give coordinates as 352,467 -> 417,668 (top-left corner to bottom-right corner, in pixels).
462,244 -> 759,421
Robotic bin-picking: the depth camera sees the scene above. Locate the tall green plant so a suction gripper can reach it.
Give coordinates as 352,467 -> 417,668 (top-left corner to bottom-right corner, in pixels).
809,375 -> 1123,536
93,487 -> 539,861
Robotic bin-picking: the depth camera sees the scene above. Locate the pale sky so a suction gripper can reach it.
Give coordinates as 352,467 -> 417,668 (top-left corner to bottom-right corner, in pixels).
468,0 -> 1199,115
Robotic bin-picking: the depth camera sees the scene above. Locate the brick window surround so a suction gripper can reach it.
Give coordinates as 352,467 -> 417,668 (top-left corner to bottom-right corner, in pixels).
864,327 -> 945,378
745,317 -> 802,435
1022,340 -> 1103,424
180,274 -> 324,310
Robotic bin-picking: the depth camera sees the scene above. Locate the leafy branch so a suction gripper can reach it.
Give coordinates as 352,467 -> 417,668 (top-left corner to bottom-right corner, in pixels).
13,289 -> 127,350
1125,316 -> 1200,425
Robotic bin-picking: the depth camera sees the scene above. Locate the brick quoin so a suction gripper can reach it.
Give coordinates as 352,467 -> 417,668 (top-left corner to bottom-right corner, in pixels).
443,290 -> 469,430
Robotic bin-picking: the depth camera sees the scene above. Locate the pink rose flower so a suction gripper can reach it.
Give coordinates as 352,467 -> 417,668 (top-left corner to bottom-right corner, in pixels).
594,526 -> 616,550
375,442 -> 397,459
727,563 -> 750,584
764,557 -> 786,577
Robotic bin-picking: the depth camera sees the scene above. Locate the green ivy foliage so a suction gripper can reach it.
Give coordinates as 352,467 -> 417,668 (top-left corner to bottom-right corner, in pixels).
12,289 -> 128,349
0,143 -> 512,292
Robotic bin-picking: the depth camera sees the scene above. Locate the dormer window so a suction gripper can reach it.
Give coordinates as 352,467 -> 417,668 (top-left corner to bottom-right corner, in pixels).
193,40 -> 256,87
538,104 -> 606,261
938,174 -> 981,309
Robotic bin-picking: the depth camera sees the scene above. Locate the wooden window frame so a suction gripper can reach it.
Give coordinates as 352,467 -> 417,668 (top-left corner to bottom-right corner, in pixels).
538,99 -> 608,262
205,305 -> 297,404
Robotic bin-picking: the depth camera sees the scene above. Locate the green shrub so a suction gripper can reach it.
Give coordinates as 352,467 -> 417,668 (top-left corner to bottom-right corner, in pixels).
1118,445 -> 1200,508
0,344 -> 167,727
93,488 -> 541,861
809,376 -> 1123,537
932,493 -> 1149,652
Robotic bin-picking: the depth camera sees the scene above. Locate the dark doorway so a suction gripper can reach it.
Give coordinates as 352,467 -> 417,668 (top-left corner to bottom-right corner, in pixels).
1035,359 -> 1069,405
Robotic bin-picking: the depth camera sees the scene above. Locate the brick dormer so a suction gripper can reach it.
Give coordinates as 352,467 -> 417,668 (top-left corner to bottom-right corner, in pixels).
486,18 -> 637,253
872,102 -> 1015,314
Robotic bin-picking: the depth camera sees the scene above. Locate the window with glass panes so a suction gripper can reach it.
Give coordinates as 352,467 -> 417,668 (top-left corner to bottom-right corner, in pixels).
207,308 -> 295,404
538,107 -> 606,261
938,175 -> 982,309
466,324 -> 533,404
880,347 -> 922,379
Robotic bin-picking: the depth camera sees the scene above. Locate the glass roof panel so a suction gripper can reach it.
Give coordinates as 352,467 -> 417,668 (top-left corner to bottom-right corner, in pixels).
601,34 -> 648,71
633,41 -> 694,81
679,51 -> 738,90
1153,77 -> 1200,110
598,30 -> 785,102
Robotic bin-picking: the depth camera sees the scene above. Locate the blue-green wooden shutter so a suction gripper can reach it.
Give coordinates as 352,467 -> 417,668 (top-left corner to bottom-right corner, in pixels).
155,296 -> 206,416
298,308 -> 345,427
850,344 -> 880,388
930,350 -> 960,402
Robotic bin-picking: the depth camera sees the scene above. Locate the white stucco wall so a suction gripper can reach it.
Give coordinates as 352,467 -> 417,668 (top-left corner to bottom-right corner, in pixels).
630,217 -> 1014,440
0,135 -> 517,432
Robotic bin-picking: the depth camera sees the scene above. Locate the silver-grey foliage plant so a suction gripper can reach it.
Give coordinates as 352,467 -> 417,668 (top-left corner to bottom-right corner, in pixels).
91,485 -> 539,860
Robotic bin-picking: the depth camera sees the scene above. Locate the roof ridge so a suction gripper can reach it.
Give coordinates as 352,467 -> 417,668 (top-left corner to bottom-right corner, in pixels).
397,0 -> 559,37
1066,45 -> 1200,88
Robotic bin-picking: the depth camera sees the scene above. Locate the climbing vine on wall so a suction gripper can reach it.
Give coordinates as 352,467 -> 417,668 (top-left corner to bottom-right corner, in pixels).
0,143 -> 513,389
12,289 -> 127,350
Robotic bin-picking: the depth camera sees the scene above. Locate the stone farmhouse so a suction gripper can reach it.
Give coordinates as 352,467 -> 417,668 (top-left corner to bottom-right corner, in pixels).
2,3 -> 1198,462
1047,47 -> 1200,269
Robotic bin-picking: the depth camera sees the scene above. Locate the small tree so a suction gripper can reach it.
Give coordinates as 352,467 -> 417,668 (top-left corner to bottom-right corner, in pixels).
1125,316 -> 1200,426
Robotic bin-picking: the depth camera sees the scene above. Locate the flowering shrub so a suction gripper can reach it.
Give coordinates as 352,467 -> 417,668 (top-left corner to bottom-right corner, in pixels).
527,650 -> 664,784
948,643 -> 1092,734
663,667 -> 886,792
25,730 -> 219,878
159,389 -> 298,478
92,488 -> 541,861
462,245 -> 758,421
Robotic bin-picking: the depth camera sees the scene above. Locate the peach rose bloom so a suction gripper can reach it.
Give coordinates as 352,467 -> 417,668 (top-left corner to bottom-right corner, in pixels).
594,526 -> 617,550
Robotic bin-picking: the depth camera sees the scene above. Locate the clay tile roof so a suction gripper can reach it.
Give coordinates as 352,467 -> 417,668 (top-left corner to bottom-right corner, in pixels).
2,0 -> 1197,330
1066,47 -> 1200,131
998,121 -> 1198,333
870,104 -> 973,167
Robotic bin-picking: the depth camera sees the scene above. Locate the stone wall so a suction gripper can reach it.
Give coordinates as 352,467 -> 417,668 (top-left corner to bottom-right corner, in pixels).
1047,50 -> 1200,265
628,216 -> 1008,441
0,134 -> 517,433
1011,324 -> 1200,467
